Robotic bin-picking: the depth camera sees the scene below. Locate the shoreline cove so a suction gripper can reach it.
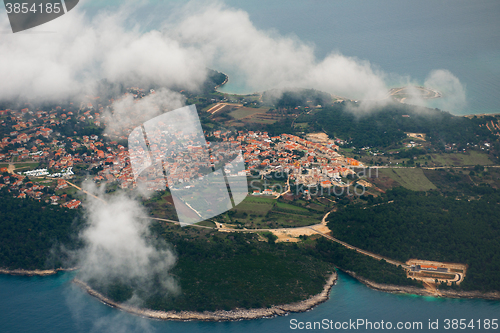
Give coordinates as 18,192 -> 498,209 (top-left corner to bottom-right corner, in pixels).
72,269 -> 500,323
341,269 -> 500,300
214,73 -> 498,118
72,272 -> 338,322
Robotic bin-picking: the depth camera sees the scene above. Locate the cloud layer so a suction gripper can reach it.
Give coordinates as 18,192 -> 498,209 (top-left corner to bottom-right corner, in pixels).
0,1 -> 389,102
76,182 -> 178,305
173,3 -> 388,100
424,69 -> 467,112
104,88 -> 186,137
0,1 -> 468,112
0,5 -> 207,101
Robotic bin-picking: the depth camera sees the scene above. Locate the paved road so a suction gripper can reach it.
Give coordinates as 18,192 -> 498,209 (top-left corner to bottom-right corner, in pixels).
63,181 -> 413,271
65,180 -> 104,203
306,225 -> 408,268
371,165 -> 500,170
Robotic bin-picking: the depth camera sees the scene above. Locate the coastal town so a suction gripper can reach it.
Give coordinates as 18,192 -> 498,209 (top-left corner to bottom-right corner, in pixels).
2,89 -> 499,314
0,96 -> 365,208
3,88 -> 496,295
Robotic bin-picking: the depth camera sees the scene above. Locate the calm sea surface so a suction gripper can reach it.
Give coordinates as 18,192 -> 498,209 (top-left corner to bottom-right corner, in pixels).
79,0 -> 500,115
1,1 -> 500,332
219,0 -> 500,116
1,271 -> 499,333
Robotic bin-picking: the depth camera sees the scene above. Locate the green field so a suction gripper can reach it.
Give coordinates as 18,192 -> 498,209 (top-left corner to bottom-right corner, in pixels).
420,151 -> 493,167
235,195 -> 275,213
243,117 -> 277,124
55,186 -> 80,196
266,212 -> 319,227
0,162 -> 39,171
229,107 -> 269,120
294,122 -> 309,129
223,195 -> 327,228
379,168 -> 437,191
275,201 -> 309,213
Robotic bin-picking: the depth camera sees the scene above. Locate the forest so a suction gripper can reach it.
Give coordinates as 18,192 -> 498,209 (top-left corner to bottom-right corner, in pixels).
327,187 -> 500,291
95,226 -> 333,312
0,188 -> 83,270
94,221 -> 423,312
306,102 -> 495,148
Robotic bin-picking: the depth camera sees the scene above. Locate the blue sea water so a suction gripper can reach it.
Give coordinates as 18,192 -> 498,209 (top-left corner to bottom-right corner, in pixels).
82,0 -> 500,115
78,0 -> 500,115
218,0 -> 500,115
1,271 -> 499,333
1,1 -> 500,332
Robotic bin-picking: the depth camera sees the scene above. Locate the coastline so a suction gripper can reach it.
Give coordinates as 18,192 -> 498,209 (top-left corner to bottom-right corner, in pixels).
214,79 -> 497,118
0,267 -> 78,276
342,269 -> 500,300
73,271 -> 338,322
213,71 -> 263,96
213,71 -> 229,91
463,112 -> 500,118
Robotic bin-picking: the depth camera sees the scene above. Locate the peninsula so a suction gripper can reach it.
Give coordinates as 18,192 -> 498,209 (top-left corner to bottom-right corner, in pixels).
1,74 -> 500,318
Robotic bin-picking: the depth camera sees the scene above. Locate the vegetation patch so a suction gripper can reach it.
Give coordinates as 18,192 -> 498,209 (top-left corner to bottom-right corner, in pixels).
275,201 -> 310,213
426,151 -> 493,167
328,187 -> 500,292
229,107 -> 269,120
379,168 -> 437,191
100,227 -> 333,312
0,189 -> 83,270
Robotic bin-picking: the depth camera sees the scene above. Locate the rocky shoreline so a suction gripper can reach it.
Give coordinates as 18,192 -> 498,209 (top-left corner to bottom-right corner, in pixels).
342,269 -> 500,300
73,271 -> 338,321
214,71 -> 229,91
0,267 -> 77,276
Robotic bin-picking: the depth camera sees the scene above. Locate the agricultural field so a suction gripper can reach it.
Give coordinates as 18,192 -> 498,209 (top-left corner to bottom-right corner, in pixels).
378,168 -> 437,191
228,107 -> 279,124
275,201 -> 310,213
417,151 -> 494,167
0,162 -> 39,172
216,195 -> 329,229
232,195 -> 275,214
229,107 -> 269,120
54,185 -> 80,196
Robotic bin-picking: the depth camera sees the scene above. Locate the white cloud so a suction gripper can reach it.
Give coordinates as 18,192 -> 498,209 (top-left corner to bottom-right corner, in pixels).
172,3 -> 388,100
0,0 -> 466,112
0,5 -> 207,101
76,182 -> 178,305
104,88 -> 186,137
424,69 -> 467,112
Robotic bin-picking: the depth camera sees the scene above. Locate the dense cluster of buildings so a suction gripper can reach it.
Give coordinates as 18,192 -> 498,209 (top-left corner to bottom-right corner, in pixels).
1,96 -> 363,207
0,168 -> 81,208
234,131 -> 362,188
